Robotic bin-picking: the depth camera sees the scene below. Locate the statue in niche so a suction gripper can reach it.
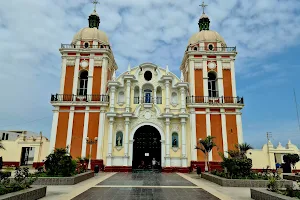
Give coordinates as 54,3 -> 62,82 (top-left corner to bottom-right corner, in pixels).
116,131 -> 123,146
172,132 -> 178,147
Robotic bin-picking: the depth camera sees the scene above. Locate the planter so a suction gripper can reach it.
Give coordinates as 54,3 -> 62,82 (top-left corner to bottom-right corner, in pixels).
9,171 -> 94,185
32,171 -> 94,185
283,174 -> 300,181
202,173 -> 293,188
0,186 -> 46,200
251,188 -> 295,200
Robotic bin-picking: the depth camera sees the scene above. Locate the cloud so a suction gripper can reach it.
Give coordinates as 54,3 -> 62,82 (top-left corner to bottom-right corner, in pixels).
0,0 -> 300,140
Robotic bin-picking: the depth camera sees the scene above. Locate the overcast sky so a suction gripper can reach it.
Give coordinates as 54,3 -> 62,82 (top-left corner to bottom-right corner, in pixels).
1,0 -> 300,149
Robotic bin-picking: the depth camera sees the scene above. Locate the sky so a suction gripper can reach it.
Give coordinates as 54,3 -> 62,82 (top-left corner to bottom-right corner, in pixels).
0,0 -> 300,149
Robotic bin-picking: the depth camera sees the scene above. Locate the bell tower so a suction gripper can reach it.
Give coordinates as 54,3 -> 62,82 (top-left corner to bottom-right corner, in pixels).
181,2 -> 244,165
49,3 -> 117,169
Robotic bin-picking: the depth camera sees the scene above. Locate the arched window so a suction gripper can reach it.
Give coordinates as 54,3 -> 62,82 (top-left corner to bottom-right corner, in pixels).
78,70 -> 88,95
208,72 -> 218,97
116,131 -> 123,146
171,92 -> 178,105
172,132 -> 179,147
118,91 -> 125,104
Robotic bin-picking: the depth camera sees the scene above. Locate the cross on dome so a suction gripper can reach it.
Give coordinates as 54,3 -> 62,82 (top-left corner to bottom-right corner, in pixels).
92,0 -> 100,12
200,1 -> 208,14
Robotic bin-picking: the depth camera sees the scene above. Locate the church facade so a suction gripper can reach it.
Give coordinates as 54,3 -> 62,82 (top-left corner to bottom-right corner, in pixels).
49,6 -> 244,172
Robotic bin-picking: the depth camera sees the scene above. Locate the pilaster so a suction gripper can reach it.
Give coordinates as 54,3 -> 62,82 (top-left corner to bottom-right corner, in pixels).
236,109 -> 244,144
107,117 -> 114,166
66,106 -> 74,152
188,59 -> 195,96
190,108 -> 197,161
165,118 -> 171,167
96,109 -> 106,160
59,54 -> 67,94
81,107 -> 90,158
123,117 -> 130,166
206,108 -> 212,161
216,56 -> 224,97
49,108 -> 59,154
87,53 -> 95,97
181,117 -> 187,167
220,108 -> 228,158
100,56 -> 109,95
203,57 -> 208,97
72,55 -> 80,98
230,57 -> 237,97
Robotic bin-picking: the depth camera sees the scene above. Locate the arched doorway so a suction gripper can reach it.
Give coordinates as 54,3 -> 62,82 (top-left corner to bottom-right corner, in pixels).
132,125 -> 161,170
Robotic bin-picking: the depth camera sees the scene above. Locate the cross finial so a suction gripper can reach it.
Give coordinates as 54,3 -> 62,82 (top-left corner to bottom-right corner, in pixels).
92,0 -> 100,12
200,1 -> 208,14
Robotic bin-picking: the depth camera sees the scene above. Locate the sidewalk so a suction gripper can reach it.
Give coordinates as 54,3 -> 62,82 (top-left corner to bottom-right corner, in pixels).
40,172 -> 115,200
180,173 -> 253,200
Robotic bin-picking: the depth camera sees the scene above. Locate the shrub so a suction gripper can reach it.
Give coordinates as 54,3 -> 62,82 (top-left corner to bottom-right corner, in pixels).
267,176 -> 278,192
44,147 -> 77,177
221,157 -> 252,178
0,167 -> 36,195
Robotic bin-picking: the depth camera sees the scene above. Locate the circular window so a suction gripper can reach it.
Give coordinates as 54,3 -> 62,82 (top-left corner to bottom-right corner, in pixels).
84,42 -> 89,48
144,71 -> 152,81
208,44 -> 214,51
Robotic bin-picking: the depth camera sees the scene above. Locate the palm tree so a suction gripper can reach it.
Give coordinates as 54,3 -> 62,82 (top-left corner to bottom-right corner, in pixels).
235,143 -> 253,157
195,136 -> 217,172
0,140 -> 5,150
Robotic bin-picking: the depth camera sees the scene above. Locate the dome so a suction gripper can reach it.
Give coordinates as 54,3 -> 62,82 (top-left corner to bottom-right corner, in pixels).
188,30 -> 226,46
72,27 -> 109,44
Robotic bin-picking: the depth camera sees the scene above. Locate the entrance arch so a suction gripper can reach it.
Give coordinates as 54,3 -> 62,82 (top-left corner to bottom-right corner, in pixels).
130,123 -> 165,169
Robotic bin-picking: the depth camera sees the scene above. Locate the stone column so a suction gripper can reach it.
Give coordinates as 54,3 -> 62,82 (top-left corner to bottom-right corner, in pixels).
109,86 -> 116,112
72,55 -> 80,99
203,57 -> 208,97
66,106 -> 74,152
165,80 -> 170,113
59,54 -> 67,94
221,108 -> 228,158
125,80 -> 131,112
165,118 -> 171,167
123,117 -> 130,166
49,108 -> 59,154
161,140 -> 165,167
236,109 -> 244,144
107,117 -> 114,166
81,107 -> 90,158
153,88 -> 157,104
129,139 -> 134,166
180,87 -> 186,113
181,118 -> 187,167
205,108 -> 212,161
96,109 -> 106,159
100,57 -> 108,95
87,54 -> 95,100
139,88 -> 143,104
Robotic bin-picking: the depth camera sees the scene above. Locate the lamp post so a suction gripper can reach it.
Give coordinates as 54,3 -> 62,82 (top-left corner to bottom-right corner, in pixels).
86,137 -> 98,170
199,138 -> 208,172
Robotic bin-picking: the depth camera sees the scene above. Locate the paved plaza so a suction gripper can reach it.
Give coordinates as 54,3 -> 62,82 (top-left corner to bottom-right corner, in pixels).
41,172 -> 252,200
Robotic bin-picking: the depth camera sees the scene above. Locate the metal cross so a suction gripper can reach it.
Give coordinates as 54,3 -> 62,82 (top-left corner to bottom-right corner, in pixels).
200,1 -> 208,14
92,0 -> 100,11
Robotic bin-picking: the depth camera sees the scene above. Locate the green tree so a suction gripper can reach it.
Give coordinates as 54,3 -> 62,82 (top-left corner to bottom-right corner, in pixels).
283,154 -> 300,169
195,136 -> 217,172
236,143 -> 253,157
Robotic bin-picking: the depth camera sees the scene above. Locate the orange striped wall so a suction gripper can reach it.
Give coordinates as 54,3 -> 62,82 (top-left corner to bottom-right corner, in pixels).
210,114 -> 223,161
70,112 -> 85,158
55,107 -> 70,149
92,67 -> 102,95
86,113 -> 100,159
63,66 -> 74,95
194,70 -> 204,96
223,70 -> 233,97
226,114 -> 238,151
196,114 -> 206,161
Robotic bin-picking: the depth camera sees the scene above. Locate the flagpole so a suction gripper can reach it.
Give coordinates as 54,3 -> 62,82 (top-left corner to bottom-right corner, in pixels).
293,88 -> 300,133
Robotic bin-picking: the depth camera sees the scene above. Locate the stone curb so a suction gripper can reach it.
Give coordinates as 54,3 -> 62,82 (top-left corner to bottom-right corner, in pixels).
202,173 -> 293,187
251,188 -> 295,200
0,186 -> 46,200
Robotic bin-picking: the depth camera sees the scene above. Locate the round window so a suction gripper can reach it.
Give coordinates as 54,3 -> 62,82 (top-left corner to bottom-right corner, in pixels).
84,42 -> 89,48
208,44 -> 214,51
144,71 -> 152,81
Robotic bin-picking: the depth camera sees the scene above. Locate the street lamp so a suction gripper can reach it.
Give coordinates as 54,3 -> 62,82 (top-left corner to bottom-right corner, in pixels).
199,138 -> 208,172
86,137 -> 98,170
